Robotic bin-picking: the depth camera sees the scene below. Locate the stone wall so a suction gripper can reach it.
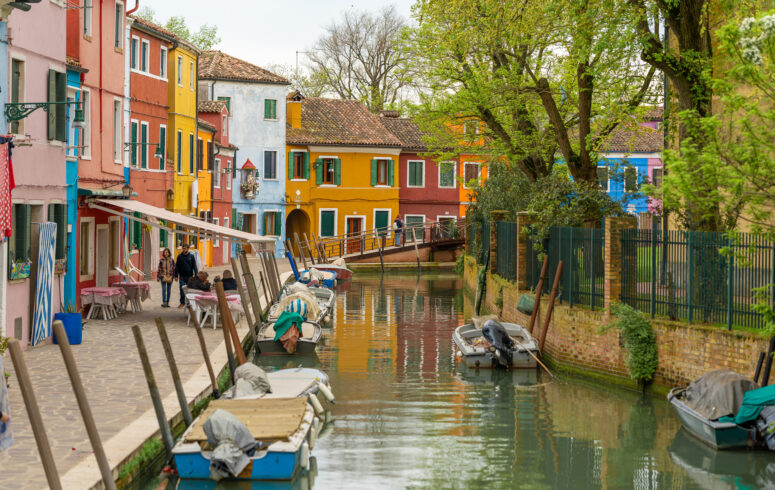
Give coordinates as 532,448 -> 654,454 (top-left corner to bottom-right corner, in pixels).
465,256 -> 769,392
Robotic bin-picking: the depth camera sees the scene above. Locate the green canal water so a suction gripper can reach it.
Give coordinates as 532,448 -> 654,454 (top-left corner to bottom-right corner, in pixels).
153,273 -> 775,489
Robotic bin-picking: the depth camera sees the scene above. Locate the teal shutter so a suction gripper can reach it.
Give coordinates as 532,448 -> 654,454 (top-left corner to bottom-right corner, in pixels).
189,133 -> 194,174
370,159 -> 377,186
288,152 -> 294,178
55,73 -> 66,141
314,159 -> 323,185
274,212 -> 282,236
388,160 -> 394,186
19,205 -> 31,261
321,211 -> 335,237
264,99 -> 271,119
47,70 -> 56,140
130,122 -> 137,166
134,212 -> 143,249
232,208 -> 238,228
160,226 -> 167,247
141,124 -> 148,168
159,126 -> 166,170
334,158 -> 341,186
263,213 -> 268,235
303,153 -> 310,179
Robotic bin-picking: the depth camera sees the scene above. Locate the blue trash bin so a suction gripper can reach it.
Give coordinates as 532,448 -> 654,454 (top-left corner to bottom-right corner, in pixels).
53,312 -> 83,345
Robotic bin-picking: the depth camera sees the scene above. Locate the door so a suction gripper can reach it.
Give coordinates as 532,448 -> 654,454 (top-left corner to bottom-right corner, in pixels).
375,211 -> 389,238
96,226 -> 109,287
346,217 -> 362,254
242,214 -> 256,255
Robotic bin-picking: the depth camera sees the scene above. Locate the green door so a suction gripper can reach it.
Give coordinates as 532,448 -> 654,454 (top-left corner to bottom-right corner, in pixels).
320,211 -> 335,237
375,211 -> 389,236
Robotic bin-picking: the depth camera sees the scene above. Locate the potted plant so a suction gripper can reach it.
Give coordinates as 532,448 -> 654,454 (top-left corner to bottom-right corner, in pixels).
54,302 -> 83,345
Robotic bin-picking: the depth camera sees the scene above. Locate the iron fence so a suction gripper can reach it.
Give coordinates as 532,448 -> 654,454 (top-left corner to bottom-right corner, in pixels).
621,229 -> 775,329
496,221 -> 517,280
478,221 -> 490,265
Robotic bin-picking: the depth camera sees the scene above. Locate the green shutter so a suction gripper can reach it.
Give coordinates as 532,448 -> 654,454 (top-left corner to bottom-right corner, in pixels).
370,159 -> 378,186
47,70 -> 56,140
141,124 -> 148,168
388,160 -> 394,187
50,204 -> 66,260
19,205 -> 30,261
274,212 -> 282,236
134,212 -> 143,250
131,122 -> 137,166
314,159 -> 323,185
321,211 -> 334,237
303,153 -> 310,179
232,208 -> 238,229
264,99 -> 271,119
160,225 -> 167,248
159,127 -> 166,170
288,152 -> 294,178
263,213 -> 268,235
56,73 -> 66,141
334,158 -> 341,186
217,96 -> 230,112
189,133 -> 194,174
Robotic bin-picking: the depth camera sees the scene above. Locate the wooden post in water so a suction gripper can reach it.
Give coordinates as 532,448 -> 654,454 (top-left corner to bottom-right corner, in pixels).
259,270 -> 272,305
303,233 -> 316,265
52,321 -> 116,490
131,325 -> 175,459
294,232 -> 309,269
231,258 -> 256,346
377,232 -> 385,274
257,252 -> 275,300
215,281 -> 247,365
538,260 -> 563,353
528,256 -> 550,335
263,252 -> 279,299
270,253 -> 283,291
244,272 -> 265,324
312,234 -> 327,263
154,318 -> 193,426
8,340 -> 62,490
189,308 -> 220,398
413,233 -> 421,272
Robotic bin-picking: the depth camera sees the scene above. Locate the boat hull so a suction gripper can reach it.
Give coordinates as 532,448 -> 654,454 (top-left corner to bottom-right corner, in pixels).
174,447 -> 301,481
312,265 -> 352,281
257,339 -> 318,356
453,322 -> 538,369
668,389 -> 755,450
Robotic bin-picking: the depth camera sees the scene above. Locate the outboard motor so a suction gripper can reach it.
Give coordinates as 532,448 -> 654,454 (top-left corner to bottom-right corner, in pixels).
481,319 -> 514,368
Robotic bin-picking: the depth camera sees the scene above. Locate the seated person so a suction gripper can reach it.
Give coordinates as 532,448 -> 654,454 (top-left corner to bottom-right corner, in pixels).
221,270 -> 238,291
187,271 -> 211,292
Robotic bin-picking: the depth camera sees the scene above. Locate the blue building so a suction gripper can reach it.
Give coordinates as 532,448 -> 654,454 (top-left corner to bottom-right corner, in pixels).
197,51 -> 290,257
64,62 -> 85,308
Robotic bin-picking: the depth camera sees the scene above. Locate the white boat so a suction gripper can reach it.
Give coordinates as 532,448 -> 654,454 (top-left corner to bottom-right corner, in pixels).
453,319 -> 538,369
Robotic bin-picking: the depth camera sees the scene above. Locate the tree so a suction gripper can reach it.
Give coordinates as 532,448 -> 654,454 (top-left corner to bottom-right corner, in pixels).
265,63 -> 329,98
136,7 -> 220,51
405,0 -> 656,193
307,6 -> 411,112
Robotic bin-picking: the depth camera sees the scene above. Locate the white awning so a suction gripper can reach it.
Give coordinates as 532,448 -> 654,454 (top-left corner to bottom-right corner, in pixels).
88,198 -> 275,251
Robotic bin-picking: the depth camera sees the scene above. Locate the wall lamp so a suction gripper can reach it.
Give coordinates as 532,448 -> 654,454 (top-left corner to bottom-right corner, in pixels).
123,141 -> 163,159
5,100 -> 84,124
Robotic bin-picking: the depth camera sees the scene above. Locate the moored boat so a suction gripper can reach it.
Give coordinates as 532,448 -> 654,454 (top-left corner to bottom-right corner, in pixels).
310,264 -> 352,281
256,321 -> 322,356
668,388 -> 756,449
452,318 -> 538,369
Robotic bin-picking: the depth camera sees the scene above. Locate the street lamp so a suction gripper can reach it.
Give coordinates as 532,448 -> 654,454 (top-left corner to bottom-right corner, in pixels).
5,99 -> 82,122
121,184 -> 133,198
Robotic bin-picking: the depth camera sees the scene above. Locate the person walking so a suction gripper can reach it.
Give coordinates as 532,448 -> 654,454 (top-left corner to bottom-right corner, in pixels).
174,243 -> 198,308
393,215 -> 404,247
157,248 -> 175,308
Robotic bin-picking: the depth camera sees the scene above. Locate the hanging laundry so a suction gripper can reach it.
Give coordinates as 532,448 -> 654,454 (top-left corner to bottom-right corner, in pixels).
0,137 -> 15,239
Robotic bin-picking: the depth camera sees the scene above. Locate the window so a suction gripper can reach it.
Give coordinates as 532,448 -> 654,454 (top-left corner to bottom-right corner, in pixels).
213,218 -> 219,247
378,160 -> 388,185
214,158 -> 221,187
130,37 -> 139,69
79,219 -> 93,276
8,204 -> 31,279
177,56 -> 182,86
48,70 -> 67,142
405,215 -> 425,241
160,47 -> 167,78
141,39 -> 149,72
114,1 -> 124,49
652,167 -> 663,188
222,114 -> 228,136
226,163 -> 231,190
264,151 -> 277,180
140,122 -> 149,168
196,138 -> 203,171
439,161 -> 455,188
320,210 -> 335,237
130,121 -> 138,166
319,158 -> 337,185
217,96 -> 231,113
83,0 -> 92,36
189,61 -> 194,91
597,166 -> 609,191
66,88 -> 78,158
208,140 -> 214,171
463,162 -> 480,188
263,212 -> 281,236
158,125 -> 166,169
291,151 -> 309,179
176,130 -> 182,173
624,166 -> 638,192
81,89 -> 91,157
264,99 -> 277,119
113,100 -> 122,162
370,158 -> 394,187
189,133 -> 194,174
109,219 -> 119,269
407,160 -> 424,187
224,217 -> 229,234
48,204 -> 67,261
10,59 -> 24,135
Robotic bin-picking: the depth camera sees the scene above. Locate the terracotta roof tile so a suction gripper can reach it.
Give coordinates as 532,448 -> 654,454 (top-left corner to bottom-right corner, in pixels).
602,126 -> 663,153
198,50 -> 288,84
379,115 -> 427,152
198,100 -> 227,113
241,158 -> 256,170
197,118 -> 216,132
287,97 -> 402,147
129,15 -> 178,41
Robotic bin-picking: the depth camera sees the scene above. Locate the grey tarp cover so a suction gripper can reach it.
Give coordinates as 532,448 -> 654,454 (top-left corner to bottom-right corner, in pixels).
679,370 -> 758,420
232,364 -> 271,399
203,409 -> 256,481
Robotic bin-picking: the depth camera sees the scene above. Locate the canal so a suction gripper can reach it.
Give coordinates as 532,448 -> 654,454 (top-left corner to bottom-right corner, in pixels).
161,273 -> 775,489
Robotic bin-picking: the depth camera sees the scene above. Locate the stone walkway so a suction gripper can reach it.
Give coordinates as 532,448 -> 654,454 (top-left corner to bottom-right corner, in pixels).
0,257 -> 289,489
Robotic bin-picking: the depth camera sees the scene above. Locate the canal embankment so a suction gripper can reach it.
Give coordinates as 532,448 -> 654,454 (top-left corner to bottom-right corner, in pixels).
462,254 -> 769,394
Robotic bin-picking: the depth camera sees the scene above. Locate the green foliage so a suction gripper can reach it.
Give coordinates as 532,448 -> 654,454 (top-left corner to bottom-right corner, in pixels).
0,336 -> 7,355
601,303 -> 658,385
136,7 -> 220,51
266,63 -> 330,97
117,437 -> 162,480
217,366 -> 231,394
455,252 -> 466,275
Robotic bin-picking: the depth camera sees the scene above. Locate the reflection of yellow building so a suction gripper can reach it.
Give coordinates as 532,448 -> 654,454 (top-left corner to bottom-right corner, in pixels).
285,94 -> 402,251
169,39 -> 201,236
196,119 -> 215,266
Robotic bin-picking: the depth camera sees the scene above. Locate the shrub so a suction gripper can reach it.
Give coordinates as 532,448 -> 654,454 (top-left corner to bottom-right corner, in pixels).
601,303 -> 659,387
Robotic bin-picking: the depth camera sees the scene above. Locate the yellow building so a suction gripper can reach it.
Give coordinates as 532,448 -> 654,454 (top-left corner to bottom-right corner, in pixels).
168,38 -> 201,244
285,94 -> 402,252
195,119 -> 215,266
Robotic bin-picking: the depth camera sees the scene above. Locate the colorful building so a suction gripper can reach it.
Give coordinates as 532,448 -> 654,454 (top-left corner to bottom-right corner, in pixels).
379,111 -> 461,232
194,118 -> 215,265
197,50 -> 289,256
5,0 -> 69,344
285,94 -> 402,250
126,15 -> 174,276
198,100 -> 236,267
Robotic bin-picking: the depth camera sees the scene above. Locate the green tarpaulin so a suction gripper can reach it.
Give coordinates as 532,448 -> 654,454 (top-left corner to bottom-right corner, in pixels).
719,385 -> 775,425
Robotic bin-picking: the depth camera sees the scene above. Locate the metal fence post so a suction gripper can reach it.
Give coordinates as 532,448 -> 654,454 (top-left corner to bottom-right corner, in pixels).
651,226 -> 657,319
688,231 -> 694,324
727,236 -> 735,330
567,227 -> 574,308
589,229 -> 595,311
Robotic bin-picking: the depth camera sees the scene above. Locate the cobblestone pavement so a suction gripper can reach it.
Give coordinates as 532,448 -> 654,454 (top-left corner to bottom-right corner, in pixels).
0,257 -> 288,489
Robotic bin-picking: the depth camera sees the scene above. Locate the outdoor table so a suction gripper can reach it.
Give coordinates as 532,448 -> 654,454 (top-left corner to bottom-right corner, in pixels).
188,291 -> 242,329
81,287 -> 127,320
116,282 -> 151,312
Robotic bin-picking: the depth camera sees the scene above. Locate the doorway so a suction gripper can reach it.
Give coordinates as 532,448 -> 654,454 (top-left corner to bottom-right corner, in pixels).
242,213 -> 257,254
346,217 -> 364,254
96,225 -> 109,287
286,209 -> 311,256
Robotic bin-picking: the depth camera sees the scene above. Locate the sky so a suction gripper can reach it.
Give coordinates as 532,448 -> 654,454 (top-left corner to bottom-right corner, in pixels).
141,0 -> 416,70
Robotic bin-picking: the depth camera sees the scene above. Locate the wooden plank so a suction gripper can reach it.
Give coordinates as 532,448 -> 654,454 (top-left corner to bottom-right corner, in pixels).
184,398 -> 307,442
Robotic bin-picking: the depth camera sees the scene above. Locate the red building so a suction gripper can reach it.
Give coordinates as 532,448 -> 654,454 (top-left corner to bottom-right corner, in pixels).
379,111 -> 460,231
67,0 -> 130,293
198,100 -> 236,267
127,16 -> 175,277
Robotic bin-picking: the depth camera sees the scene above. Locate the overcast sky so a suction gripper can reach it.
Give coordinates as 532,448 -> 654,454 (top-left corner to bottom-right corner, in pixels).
141,0 -> 416,70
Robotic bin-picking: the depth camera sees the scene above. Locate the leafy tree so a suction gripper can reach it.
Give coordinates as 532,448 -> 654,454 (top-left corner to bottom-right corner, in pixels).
136,7 -> 220,51
266,63 -> 329,98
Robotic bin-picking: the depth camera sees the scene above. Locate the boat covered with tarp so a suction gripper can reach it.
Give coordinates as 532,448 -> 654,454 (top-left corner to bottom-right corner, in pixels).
452,316 -> 538,369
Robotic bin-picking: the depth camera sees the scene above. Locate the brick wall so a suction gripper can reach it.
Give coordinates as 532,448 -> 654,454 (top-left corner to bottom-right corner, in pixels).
465,256 -> 769,391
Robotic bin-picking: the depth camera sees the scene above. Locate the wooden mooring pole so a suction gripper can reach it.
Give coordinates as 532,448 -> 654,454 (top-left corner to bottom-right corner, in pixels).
190,309 -> 220,398
231,258 -> 256,346
294,232 -> 309,270
8,340 -> 62,490
259,270 -> 272,306
154,318 -> 193,427
131,325 -> 174,459
528,256 -> 550,335
303,233 -> 316,265
53,321 -> 117,490
538,260 -> 563,353
215,281 -> 248,365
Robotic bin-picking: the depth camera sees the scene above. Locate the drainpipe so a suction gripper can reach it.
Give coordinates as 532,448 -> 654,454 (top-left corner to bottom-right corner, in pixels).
98,0 -> 103,172
126,0 -> 139,15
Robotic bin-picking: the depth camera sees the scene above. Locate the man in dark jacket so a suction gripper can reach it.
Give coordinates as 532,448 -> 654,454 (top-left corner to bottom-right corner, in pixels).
174,243 -> 198,307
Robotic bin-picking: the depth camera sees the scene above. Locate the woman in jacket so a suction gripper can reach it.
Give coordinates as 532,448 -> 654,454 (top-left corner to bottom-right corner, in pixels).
158,248 -> 175,307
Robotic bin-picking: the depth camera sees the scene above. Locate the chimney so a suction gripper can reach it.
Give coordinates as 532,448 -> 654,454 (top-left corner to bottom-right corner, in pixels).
286,91 -> 304,128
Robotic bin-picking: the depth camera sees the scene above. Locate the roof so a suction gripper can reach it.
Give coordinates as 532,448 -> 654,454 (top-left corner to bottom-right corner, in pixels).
643,106 -> 664,121
198,51 -> 289,84
241,158 -> 256,170
129,15 -> 177,41
197,118 -> 216,132
601,126 -> 663,153
198,100 -> 227,113
379,113 -> 427,152
286,97 -> 402,147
